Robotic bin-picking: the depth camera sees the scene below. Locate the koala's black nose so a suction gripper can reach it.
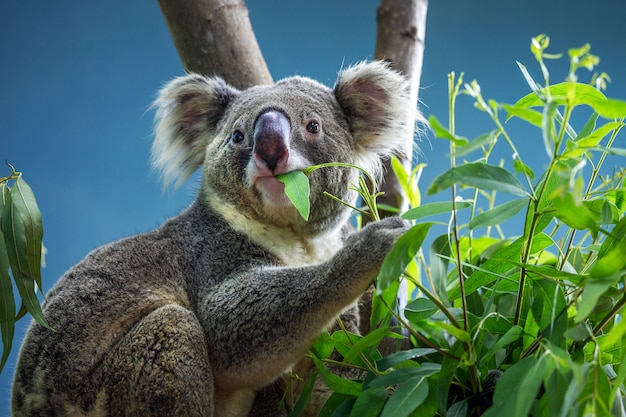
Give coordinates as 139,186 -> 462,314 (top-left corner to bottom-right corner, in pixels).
253,110 -> 290,173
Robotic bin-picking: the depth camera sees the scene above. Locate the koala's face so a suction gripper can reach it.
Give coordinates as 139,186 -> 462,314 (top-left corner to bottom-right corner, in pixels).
153,62 -> 415,235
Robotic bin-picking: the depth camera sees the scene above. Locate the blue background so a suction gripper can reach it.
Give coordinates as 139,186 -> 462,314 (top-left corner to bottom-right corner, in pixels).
1,0 -> 625,410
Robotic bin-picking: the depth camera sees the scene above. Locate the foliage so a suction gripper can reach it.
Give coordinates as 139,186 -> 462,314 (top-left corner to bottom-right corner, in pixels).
0,164 -> 49,374
282,36 -> 626,416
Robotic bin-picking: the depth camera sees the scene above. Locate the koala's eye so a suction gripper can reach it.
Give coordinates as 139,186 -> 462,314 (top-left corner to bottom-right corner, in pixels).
306,121 -> 320,134
231,130 -> 245,144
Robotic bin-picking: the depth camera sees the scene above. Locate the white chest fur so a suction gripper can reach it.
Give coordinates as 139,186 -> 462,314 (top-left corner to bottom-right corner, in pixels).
209,196 -> 344,267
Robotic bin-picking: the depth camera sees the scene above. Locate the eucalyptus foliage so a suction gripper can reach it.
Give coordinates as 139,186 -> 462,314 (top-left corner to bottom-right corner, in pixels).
283,36 -> 626,416
0,165 -> 48,373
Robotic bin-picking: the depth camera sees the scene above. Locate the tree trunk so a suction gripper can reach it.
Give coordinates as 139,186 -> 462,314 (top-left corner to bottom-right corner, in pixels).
157,0 -> 272,90
374,0 -> 428,214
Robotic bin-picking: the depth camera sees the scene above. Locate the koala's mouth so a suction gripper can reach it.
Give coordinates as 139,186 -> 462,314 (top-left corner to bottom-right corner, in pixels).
254,176 -> 292,206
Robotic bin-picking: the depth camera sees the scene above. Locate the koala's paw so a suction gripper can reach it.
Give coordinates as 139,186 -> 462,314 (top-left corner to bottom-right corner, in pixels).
338,216 -> 410,281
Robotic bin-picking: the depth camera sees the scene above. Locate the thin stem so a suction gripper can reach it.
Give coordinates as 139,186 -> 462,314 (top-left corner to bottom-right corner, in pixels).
448,73 -> 469,333
514,102 -> 575,326
335,317 -> 381,377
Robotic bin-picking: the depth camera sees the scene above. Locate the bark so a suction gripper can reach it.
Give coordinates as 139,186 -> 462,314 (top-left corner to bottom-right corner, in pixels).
374,0 -> 428,214
157,0 -> 272,90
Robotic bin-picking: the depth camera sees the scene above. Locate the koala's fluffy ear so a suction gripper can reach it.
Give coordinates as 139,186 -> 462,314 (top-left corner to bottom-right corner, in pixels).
334,61 -> 416,176
152,74 -> 239,187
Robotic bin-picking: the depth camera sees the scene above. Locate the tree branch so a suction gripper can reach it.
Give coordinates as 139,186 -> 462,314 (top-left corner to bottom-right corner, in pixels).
374,0 -> 428,213
157,0 -> 272,89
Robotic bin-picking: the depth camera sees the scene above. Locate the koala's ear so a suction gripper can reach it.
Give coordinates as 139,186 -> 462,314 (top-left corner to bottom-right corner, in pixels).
334,61 -> 416,176
152,74 -> 239,187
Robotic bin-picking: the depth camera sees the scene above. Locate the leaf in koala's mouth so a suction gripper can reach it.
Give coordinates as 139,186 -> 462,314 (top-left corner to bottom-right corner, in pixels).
276,170 -> 311,221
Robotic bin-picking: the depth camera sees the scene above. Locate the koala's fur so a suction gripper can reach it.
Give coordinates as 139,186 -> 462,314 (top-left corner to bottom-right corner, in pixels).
12,61 -> 416,417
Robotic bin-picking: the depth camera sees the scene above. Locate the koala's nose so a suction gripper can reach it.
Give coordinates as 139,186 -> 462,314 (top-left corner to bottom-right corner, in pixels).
253,110 -> 290,173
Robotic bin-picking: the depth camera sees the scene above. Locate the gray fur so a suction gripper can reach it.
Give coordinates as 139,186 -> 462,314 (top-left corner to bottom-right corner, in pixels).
12,61 -> 416,416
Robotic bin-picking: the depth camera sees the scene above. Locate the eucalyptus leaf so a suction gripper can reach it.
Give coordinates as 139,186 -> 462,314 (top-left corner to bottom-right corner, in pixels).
532,279 -> 567,348
428,115 -> 468,145
1,188 -> 51,330
0,185 -> 15,373
367,364 -> 440,389
311,354 -> 361,396
405,298 -> 439,321
402,201 -> 471,221
426,163 -> 527,197
483,355 -> 551,417
453,131 -> 497,157
503,103 -> 543,127
375,348 -> 437,372
10,178 -> 43,287
469,198 -> 529,229
276,170 -> 310,220
380,376 -> 429,417
552,192 -> 601,236
348,386 -> 388,417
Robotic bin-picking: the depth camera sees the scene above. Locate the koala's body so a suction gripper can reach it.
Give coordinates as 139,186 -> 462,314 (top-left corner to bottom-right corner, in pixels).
12,62 -> 415,417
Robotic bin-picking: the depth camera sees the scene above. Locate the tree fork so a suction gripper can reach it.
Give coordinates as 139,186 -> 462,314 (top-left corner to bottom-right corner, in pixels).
157,0 -> 272,90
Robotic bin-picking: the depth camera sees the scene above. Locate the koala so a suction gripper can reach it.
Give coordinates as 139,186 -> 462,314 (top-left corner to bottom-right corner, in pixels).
12,61 -> 416,417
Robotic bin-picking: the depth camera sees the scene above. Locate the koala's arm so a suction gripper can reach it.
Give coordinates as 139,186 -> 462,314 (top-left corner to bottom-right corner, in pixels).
197,216 -> 408,390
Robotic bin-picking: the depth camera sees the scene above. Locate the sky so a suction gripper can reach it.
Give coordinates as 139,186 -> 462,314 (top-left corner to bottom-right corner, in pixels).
1,0 -> 625,410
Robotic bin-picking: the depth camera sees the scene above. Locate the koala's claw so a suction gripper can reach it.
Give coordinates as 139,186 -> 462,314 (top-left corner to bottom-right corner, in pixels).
339,216 -> 410,278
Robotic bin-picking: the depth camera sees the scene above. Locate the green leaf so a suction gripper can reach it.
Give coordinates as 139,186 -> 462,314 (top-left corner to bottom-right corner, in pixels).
483,355 -> 551,417
428,115 -> 468,145
480,325 -> 523,367
311,354 -> 362,396
516,61 -> 541,93
276,170 -> 310,220
551,192 -> 600,238
349,386 -> 388,417
376,223 -> 434,294
405,298 -> 439,321
513,81 -> 606,109
503,103 -> 543,127
575,237 -> 626,321
340,327 -> 392,365
584,334 -> 621,366
0,185 -> 16,373
318,393 -> 352,417
10,178 -> 43,287
446,401 -> 468,417
375,348 -> 437,372
311,332 -> 335,360
453,131 -> 497,157
380,376 -> 429,417
469,198 -> 529,229
367,364 -> 441,389
1,184 -> 51,330
531,279 -> 567,348
541,99 -> 558,158
512,157 -> 535,180
574,112 -> 599,141
432,321 -> 470,342
426,163 -> 527,197
402,201 -> 471,221
587,97 -> 626,119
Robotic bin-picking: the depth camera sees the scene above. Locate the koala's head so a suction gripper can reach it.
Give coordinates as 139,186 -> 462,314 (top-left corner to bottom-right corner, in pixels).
153,61 -> 416,236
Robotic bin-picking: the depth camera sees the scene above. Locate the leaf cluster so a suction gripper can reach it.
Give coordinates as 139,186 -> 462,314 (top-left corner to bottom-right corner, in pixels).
0,164 -> 49,373
279,36 -> 626,416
